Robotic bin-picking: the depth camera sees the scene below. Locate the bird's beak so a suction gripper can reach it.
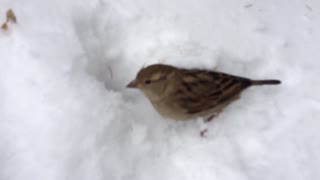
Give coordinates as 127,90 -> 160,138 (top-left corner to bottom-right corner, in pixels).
126,79 -> 139,88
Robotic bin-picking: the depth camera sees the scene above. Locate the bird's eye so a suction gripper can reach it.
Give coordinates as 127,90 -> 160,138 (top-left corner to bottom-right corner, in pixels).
145,80 -> 151,84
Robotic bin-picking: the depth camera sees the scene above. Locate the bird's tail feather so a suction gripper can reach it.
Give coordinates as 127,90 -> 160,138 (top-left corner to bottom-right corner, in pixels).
250,79 -> 281,85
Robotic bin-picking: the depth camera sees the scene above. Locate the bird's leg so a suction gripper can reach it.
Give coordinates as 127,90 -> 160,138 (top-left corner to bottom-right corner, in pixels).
196,117 -> 208,137
204,112 -> 221,122
205,114 -> 216,122
200,111 -> 223,137
200,129 -> 208,137
205,94 -> 241,122
199,113 -> 219,137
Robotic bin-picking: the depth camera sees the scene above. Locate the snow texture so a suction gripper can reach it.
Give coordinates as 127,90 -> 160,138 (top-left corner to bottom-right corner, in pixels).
1,0 -> 320,180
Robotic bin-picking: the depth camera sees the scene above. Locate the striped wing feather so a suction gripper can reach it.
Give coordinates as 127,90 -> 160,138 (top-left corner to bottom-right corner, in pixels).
175,70 -> 251,114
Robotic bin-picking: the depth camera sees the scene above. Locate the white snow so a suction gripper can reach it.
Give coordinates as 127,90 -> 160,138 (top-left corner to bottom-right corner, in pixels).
1,0 -> 320,180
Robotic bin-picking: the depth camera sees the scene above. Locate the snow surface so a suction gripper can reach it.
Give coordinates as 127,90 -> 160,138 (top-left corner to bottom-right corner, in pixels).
1,0 -> 320,180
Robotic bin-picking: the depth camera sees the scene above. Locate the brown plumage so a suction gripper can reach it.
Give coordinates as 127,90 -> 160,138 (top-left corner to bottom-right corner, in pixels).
127,64 -> 281,120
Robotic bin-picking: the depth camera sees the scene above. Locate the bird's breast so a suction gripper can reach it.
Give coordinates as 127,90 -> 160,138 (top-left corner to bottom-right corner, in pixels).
149,97 -> 190,120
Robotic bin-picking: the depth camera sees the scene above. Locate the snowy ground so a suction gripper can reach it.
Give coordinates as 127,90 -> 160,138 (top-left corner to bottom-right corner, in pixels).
1,0 -> 320,180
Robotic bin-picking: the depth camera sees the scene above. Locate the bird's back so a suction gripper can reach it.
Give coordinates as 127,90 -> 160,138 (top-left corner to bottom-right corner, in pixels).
170,69 -> 251,116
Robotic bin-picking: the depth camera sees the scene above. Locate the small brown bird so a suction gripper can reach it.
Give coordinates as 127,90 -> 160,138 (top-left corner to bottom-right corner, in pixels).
127,64 -> 281,121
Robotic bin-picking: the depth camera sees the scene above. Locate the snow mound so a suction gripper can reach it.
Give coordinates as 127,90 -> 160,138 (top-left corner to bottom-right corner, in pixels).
1,0 -> 320,180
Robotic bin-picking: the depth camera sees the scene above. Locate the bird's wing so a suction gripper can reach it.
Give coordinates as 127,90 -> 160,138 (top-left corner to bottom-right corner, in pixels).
174,70 -> 251,114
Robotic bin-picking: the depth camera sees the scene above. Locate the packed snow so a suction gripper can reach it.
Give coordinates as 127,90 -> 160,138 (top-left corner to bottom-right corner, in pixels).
1,0 -> 320,180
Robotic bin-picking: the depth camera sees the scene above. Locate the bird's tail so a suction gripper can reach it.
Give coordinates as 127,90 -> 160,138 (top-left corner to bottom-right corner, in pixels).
250,79 -> 281,85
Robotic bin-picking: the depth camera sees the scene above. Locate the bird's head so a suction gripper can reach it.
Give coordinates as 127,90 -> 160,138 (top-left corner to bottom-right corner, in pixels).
127,64 -> 178,101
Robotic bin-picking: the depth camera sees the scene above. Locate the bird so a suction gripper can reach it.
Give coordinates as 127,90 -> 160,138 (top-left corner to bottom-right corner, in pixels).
127,64 -> 281,121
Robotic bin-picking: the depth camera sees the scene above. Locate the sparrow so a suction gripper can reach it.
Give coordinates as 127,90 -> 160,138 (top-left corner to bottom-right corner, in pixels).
127,64 -> 281,121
